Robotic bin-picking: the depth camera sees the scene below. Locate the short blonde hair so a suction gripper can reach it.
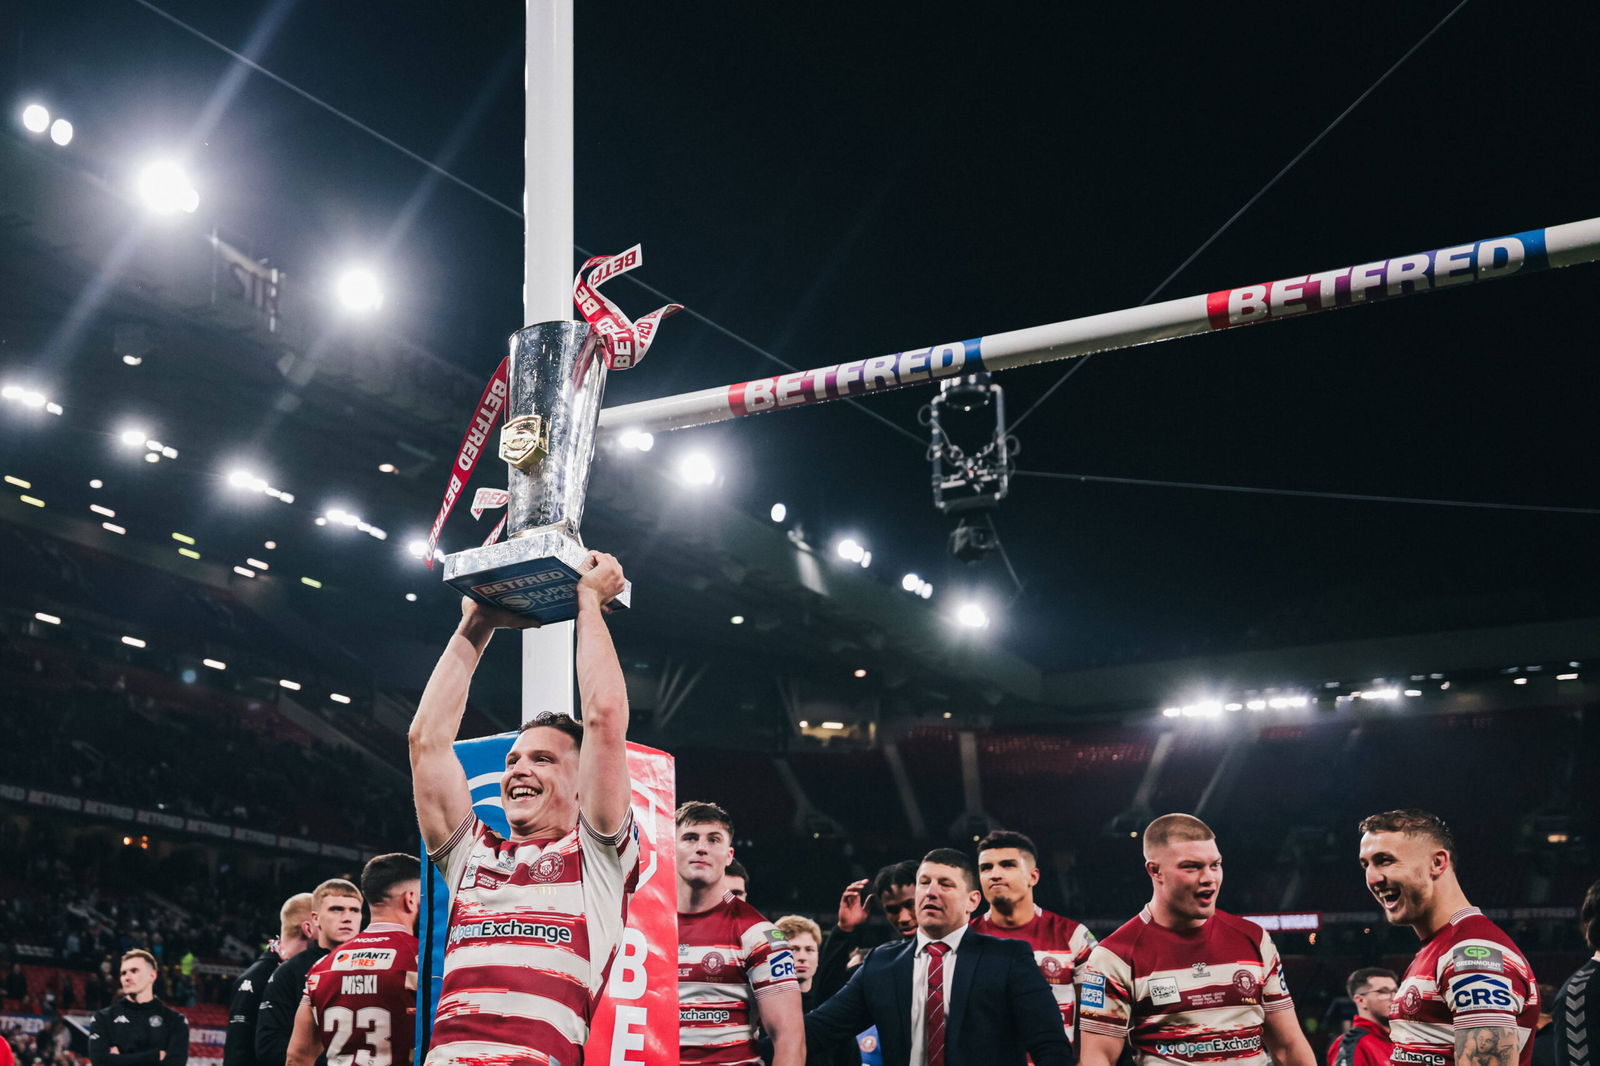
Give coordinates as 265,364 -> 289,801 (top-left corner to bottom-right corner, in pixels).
773,915 -> 822,944
312,878 -> 362,908
121,949 -> 157,971
1142,813 -> 1215,859
280,892 -> 315,940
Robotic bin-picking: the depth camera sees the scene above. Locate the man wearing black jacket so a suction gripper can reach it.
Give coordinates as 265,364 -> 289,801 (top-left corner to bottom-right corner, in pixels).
89,950 -> 189,1066
223,893 -> 313,1066
254,880 -> 362,1066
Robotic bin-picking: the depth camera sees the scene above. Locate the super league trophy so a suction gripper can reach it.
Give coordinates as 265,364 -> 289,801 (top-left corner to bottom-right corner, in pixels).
442,320 -> 629,623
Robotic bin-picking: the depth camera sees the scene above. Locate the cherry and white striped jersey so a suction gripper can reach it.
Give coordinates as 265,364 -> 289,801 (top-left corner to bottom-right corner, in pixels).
1077,906 -> 1293,1066
426,810 -> 640,1066
303,924 -> 419,1066
677,892 -> 799,1066
971,907 -> 1099,1041
1390,907 -> 1538,1066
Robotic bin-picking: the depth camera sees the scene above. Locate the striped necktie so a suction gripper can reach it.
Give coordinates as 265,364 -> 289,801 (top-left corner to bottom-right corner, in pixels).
925,941 -> 950,1066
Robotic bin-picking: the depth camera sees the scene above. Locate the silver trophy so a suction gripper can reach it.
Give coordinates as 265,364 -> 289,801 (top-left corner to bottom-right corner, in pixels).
443,321 -> 630,622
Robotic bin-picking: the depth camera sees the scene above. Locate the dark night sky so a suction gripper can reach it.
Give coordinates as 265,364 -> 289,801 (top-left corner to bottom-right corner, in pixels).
5,0 -> 1598,670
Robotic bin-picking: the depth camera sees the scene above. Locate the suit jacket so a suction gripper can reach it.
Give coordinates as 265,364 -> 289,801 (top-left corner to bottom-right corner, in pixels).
805,930 -> 1072,1066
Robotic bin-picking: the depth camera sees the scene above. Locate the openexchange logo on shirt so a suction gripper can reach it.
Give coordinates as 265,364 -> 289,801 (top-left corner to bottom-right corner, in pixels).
449,917 -> 573,945
1154,1034 -> 1263,1058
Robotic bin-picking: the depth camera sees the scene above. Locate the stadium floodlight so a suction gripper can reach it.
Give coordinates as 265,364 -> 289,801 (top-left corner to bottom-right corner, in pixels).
1556,673 -> 1579,681
300,576 -> 322,588
729,615 -> 745,625
902,572 -> 920,592
278,679 -> 302,691
853,669 -> 868,678
406,538 -> 429,559
4,475 -> 28,488
1162,707 -> 1181,718
404,593 -> 418,602
89,505 -> 116,521
19,495 -> 44,507
49,119 -> 72,146
102,522 -> 125,535
202,659 -> 226,670
143,453 -> 160,463
956,602 -> 990,629
330,693 -> 351,705
820,721 -> 845,730
21,103 -> 50,133
122,355 -> 143,366
770,502 -> 787,523
135,160 -> 200,214
233,566 -> 256,578
378,463 -> 398,473
678,452 -> 716,486
617,429 -> 654,453
247,557 -> 269,570
117,427 -> 149,447
835,538 -> 865,564
89,479 -> 102,488
34,612 -> 61,626
335,267 -> 384,312
1513,677 -> 1528,685
121,635 -> 146,648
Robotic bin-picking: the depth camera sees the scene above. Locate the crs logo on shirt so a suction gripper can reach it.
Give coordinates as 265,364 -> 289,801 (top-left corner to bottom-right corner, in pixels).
768,950 -> 796,981
1447,973 -> 1517,1012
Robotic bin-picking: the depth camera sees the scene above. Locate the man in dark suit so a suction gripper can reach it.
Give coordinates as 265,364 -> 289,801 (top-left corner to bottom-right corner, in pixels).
805,848 -> 1071,1066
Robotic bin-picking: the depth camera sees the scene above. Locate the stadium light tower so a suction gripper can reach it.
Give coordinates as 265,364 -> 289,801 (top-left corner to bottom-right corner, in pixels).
135,161 -> 199,215
335,267 -> 384,312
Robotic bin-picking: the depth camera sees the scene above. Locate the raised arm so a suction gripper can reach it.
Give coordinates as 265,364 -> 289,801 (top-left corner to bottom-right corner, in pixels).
574,551 -> 631,837
409,598 -> 537,853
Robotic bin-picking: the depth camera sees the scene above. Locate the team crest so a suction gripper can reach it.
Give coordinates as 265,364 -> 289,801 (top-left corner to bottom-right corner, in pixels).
1233,970 -> 1258,997
150,1017 -> 162,1027
858,1034 -> 878,1053
702,951 -> 725,974
1041,956 -> 1064,979
531,851 -> 565,883
1401,985 -> 1423,1014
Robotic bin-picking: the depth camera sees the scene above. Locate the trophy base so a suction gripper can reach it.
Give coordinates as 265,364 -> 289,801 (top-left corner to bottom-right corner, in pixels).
442,527 -> 631,624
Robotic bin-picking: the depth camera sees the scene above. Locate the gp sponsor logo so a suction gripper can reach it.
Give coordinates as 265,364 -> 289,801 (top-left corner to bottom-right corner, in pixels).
1080,971 -> 1106,1009
331,948 -> 397,971
680,1007 -> 731,1024
448,917 -> 573,945
1451,944 -> 1505,972
1154,1035 -> 1262,1057
1447,973 -> 1516,1011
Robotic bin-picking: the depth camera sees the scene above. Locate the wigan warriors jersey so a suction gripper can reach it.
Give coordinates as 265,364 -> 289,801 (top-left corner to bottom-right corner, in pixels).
303,924 -> 419,1066
427,811 -> 640,1066
677,892 -> 799,1066
972,907 -> 1099,1040
1077,906 -> 1293,1066
1389,907 -> 1538,1066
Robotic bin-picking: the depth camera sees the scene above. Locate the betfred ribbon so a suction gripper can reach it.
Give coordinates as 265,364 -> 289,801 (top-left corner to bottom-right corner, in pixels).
572,246 -> 681,370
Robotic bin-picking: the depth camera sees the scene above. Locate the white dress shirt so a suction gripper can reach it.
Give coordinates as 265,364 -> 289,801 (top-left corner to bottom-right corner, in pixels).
909,924 -> 969,1066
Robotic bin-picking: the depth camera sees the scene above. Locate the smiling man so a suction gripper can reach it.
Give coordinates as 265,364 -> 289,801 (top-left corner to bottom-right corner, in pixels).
1357,809 -> 1538,1066
1077,813 -> 1315,1066
409,552 -> 637,1066
805,848 -> 1069,1066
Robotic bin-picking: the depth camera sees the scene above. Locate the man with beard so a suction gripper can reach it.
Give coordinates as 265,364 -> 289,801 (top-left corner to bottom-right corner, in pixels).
224,894 -> 314,1066
1358,810 -> 1538,1066
411,555 -> 637,1066
971,829 -> 1098,1043
1077,813 -> 1316,1066
89,950 -> 189,1066
1329,969 -> 1397,1066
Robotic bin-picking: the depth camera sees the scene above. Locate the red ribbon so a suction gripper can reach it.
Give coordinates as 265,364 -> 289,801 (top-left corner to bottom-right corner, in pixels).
423,357 -> 509,569
572,245 -> 682,370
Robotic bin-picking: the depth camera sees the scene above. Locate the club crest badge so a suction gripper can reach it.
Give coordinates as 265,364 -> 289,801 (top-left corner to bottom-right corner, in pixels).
531,851 -> 565,883
1234,970 -> 1258,997
500,413 -> 551,472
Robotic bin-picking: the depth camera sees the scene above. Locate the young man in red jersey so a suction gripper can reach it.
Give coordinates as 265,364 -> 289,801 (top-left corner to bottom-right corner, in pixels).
286,854 -> 421,1066
410,553 -> 637,1066
1329,968 -> 1397,1066
675,801 -> 803,1066
972,829 -> 1099,1043
1358,810 -> 1538,1066
1077,813 -> 1316,1066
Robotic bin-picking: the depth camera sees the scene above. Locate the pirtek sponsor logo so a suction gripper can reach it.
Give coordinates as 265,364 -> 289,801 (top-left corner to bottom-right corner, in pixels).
449,918 -> 573,945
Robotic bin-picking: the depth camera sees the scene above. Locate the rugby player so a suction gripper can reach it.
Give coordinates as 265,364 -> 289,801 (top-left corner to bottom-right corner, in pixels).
257,880 -> 365,1066
285,854 -> 421,1066
971,829 -> 1098,1042
675,802 -> 803,1066
1077,813 -> 1316,1066
1358,810 -> 1538,1066
410,552 -> 637,1066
